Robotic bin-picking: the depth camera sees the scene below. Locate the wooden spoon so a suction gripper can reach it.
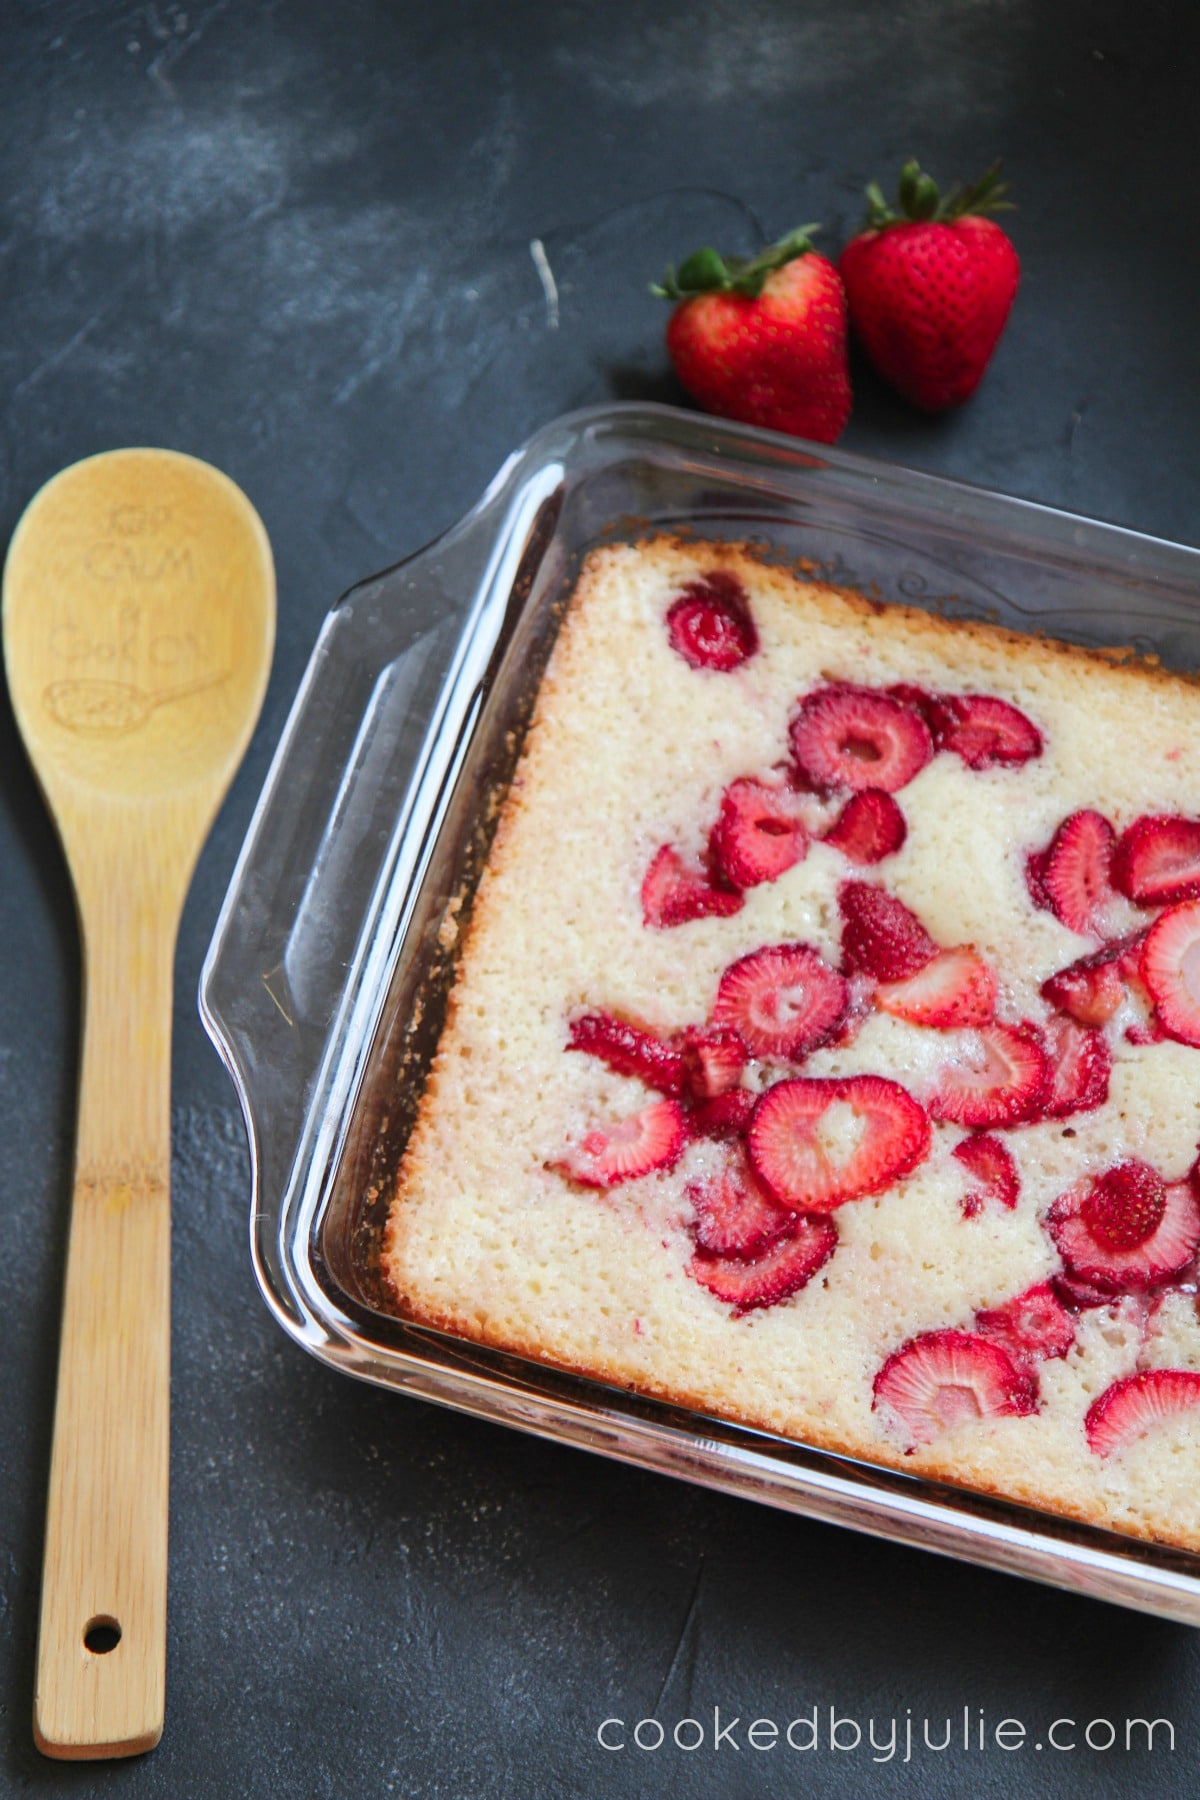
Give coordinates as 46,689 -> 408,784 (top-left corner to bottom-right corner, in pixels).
3,449 -> 275,1757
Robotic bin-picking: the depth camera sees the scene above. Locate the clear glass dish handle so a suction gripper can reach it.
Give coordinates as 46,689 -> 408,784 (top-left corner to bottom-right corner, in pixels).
200,453 -> 563,1330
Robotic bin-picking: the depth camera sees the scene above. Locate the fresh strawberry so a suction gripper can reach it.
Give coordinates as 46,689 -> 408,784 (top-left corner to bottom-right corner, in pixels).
710,777 -> 810,888
1046,1170 -> 1200,1292
655,227 -> 852,443
822,788 -> 907,864
952,1133 -> 1020,1216
690,1088 -> 757,1139
556,1098 -> 688,1188
641,844 -> 744,930
975,1283 -> 1075,1364
1085,1369 -> 1200,1457
748,1074 -> 931,1211
790,683 -> 933,794
688,1150 -> 794,1257
689,1212 -> 838,1313
926,693 -> 1043,770
872,1329 -> 1038,1447
1041,933 -> 1147,1027
838,880 -> 938,982
665,572 -> 759,671
927,1021 -> 1048,1127
1040,1015 -> 1111,1119
567,1012 -> 686,1097
1113,814 -> 1200,907
679,1025 -> 748,1099
1140,900 -> 1200,1047
710,943 -> 847,1060
839,160 -> 1020,412
1025,810 -> 1118,937
875,945 -> 997,1029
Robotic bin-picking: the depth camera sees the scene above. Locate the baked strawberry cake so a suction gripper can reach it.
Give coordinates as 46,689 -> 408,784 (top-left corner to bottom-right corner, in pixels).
382,536 -> 1200,1553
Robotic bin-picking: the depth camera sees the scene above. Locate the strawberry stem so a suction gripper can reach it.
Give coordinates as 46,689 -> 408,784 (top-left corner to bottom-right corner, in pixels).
861,159 -> 1014,231
652,224 -> 820,301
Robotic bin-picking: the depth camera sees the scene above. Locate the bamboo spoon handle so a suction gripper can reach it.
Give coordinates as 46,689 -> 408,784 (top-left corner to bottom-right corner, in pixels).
34,852 -> 178,1759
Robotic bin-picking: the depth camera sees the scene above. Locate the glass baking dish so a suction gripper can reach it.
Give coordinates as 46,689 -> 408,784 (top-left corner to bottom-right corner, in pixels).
201,401 -> 1200,1623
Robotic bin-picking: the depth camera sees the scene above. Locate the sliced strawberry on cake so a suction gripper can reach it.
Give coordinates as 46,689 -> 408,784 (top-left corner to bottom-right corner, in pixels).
556,1098 -> 688,1189
689,1213 -> 838,1314
1039,1015 -> 1111,1119
789,683 -> 933,794
872,1330 -> 1038,1448
974,1283 -> 1075,1364
1025,809 -> 1119,937
689,1089 -> 757,1139
710,777 -> 810,888
641,844 -> 744,929
822,788 -> 907,864
1085,1368 -> 1200,1457
875,945 -> 997,1029
926,693 -> 1043,770
688,1150 -> 795,1257
838,880 -> 938,982
679,1025 -> 748,1099
952,1133 -> 1020,1216
1113,814 -> 1200,907
665,571 -> 759,670
710,943 -> 848,1060
1045,1161 -> 1200,1292
927,1021 -> 1048,1127
1041,933 -> 1147,1027
1140,899 -> 1200,1047
567,1012 -> 687,1097
748,1074 -> 931,1211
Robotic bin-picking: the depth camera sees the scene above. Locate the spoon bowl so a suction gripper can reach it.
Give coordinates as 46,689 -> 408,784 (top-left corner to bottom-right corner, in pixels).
4,448 -> 274,1758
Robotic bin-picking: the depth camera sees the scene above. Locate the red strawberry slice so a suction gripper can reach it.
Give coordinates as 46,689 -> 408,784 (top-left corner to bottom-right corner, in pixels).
822,788 -> 907,864
679,1025 -> 748,1099
690,1089 -> 757,1139
926,693 -> 1043,770
1051,1270 -> 1120,1312
952,1133 -> 1019,1216
876,945 -> 997,1029
1081,1160 -> 1167,1250
748,1074 -> 931,1211
567,1012 -> 687,1097
689,1212 -> 837,1314
711,943 -> 848,1060
1140,899 -> 1200,1047
556,1099 -> 688,1188
1025,810 -> 1118,937
641,844 -> 744,929
1040,933 -> 1147,1027
975,1283 -> 1075,1364
838,880 -> 938,982
789,683 -> 933,794
1113,814 -> 1200,907
884,681 -> 939,727
1085,1368 -> 1200,1456
1040,1015 -> 1111,1119
688,1150 -> 794,1257
927,1021 -> 1048,1128
872,1329 -> 1038,1448
1046,1172 -> 1200,1292
665,572 -> 758,671
710,777 -> 810,888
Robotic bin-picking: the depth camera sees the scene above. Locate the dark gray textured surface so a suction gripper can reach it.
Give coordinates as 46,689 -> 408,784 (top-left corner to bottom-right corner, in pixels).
2,2 -> 1199,1794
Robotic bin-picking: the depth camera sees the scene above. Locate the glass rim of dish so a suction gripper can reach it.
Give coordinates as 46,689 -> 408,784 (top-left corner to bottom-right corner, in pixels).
200,399 -> 1200,1622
